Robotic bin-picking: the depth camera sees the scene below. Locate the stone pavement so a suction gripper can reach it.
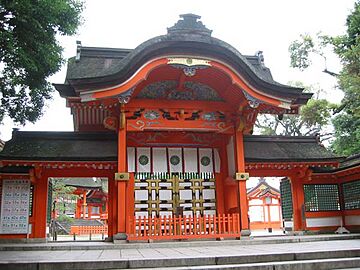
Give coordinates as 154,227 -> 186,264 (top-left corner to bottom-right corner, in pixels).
0,234 -> 359,269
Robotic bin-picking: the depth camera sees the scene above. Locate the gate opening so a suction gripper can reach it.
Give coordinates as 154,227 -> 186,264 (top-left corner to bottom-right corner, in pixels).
48,177 -> 108,241
247,177 -> 288,236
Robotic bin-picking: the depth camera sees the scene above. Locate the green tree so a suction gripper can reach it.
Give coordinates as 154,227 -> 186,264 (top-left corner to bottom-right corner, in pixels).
51,178 -> 78,219
255,83 -> 334,140
289,1 -> 360,156
0,0 -> 83,125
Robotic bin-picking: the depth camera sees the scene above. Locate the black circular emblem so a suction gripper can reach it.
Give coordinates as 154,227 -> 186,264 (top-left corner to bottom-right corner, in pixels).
201,156 -> 211,166
170,155 -> 180,166
138,155 -> 149,166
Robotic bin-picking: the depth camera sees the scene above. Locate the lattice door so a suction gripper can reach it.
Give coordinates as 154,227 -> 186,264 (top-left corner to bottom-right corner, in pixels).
134,173 -> 216,217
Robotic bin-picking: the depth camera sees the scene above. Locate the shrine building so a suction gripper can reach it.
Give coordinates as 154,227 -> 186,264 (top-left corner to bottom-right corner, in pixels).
0,14 -> 359,241
247,178 -> 282,231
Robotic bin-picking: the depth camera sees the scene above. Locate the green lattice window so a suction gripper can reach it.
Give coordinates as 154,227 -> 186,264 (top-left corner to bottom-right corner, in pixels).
280,179 -> 293,219
304,184 -> 340,212
342,180 -> 360,210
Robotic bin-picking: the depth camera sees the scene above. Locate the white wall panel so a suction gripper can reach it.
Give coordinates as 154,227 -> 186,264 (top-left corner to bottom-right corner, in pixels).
306,216 -> 342,227
127,147 -> 135,172
345,215 -> 360,225
152,148 -> 167,172
184,148 -> 198,173
227,136 -> 235,177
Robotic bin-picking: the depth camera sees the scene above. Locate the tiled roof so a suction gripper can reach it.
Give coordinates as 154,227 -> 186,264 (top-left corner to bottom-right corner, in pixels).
54,14 -> 309,104
243,135 -> 339,162
0,131 -> 339,163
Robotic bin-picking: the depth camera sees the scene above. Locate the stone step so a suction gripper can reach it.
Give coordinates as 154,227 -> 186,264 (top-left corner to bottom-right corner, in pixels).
1,234 -> 360,251
1,248 -> 359,270
134,257 -> 360,270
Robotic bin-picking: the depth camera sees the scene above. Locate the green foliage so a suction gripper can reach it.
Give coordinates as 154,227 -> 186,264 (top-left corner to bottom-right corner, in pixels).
332,112 -> 360,156
0,0 -> 83,124
56,214 -> 74,224
256,83 -> 333,138
329,1 -> 360,156
52,178 -> 78,216
289,1 -> 360,156
301,99 -> 332,128
289,34 -> 315,70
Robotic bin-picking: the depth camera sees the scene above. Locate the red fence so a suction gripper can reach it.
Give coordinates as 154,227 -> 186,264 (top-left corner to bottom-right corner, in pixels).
70,225 -> 108,235
127,214 -> 241,241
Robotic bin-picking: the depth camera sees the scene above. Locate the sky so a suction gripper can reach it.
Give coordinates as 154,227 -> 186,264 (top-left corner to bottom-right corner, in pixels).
0,0 -> 356,141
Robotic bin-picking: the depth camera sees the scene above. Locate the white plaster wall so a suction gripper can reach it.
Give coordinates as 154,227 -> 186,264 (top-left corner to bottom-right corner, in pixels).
306,216 -> 342,227
227,136 -> 235,177
345,215 -> 360,226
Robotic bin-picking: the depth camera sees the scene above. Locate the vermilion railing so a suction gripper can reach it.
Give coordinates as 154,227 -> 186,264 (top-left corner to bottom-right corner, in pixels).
70,225 -> 108,235
127,214 -> 241,241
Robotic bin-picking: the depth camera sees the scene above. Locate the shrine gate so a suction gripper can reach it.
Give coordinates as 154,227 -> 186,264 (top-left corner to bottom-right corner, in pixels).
0,14 -> 359,242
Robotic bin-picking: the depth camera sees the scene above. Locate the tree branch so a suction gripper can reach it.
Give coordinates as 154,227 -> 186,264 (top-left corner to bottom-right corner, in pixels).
323,69 -> 339,77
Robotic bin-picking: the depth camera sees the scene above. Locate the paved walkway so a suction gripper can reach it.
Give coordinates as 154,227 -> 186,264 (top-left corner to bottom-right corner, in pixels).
0,235 -> 359,263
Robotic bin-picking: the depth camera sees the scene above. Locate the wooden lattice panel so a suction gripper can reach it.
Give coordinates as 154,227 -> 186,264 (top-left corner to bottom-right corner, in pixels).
134,173 -> 216,217
304,184 -> 340,212
342,180 -> 360,210
280,179 -> 293,220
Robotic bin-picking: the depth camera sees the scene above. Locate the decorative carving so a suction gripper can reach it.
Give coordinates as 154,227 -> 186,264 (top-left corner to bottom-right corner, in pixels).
255,51 -> 265,68
103,116 -> 118,131
235,172 -> 249,181
117,87 -> 135,104
183,133 -> 224,145
168,58 -> 211,77
167,88 -> 194,100
242,90 -> 261,108
167,14 -> 212,36
201,112 -> 217,121
217,122 -> 233,133
160,109 -> 177,120
201,156 -> 211,166
115,172 -> 130,181
184,81 -> 224,101
168,58 -> 211,67
170,155 -> 181,166
183,67 -> 196,77
128,120 -> 145,130
136,80 -> 223,101
185,111 -> 200,120
127,132 -> 167,145
144,110 -> 160,120
127,132 -> 224,146
138,155 -> 149,166
137,81 -> 177,99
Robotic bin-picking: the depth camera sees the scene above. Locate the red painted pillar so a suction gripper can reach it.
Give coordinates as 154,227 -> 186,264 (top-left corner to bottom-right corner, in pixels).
107,173 -> 116,237
32,169 -> 48,238
82,190 -> 87,219
235,130 -> 250,235
126,172 -> 135,234
291,173 -> 306,231
88,205 -> 92,219
215,144 -> 227,215
115,108 -> 127,239
75,200 -> 81,219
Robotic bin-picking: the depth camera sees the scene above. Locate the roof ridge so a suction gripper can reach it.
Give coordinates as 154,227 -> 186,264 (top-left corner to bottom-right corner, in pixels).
243,135 -> 318,143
